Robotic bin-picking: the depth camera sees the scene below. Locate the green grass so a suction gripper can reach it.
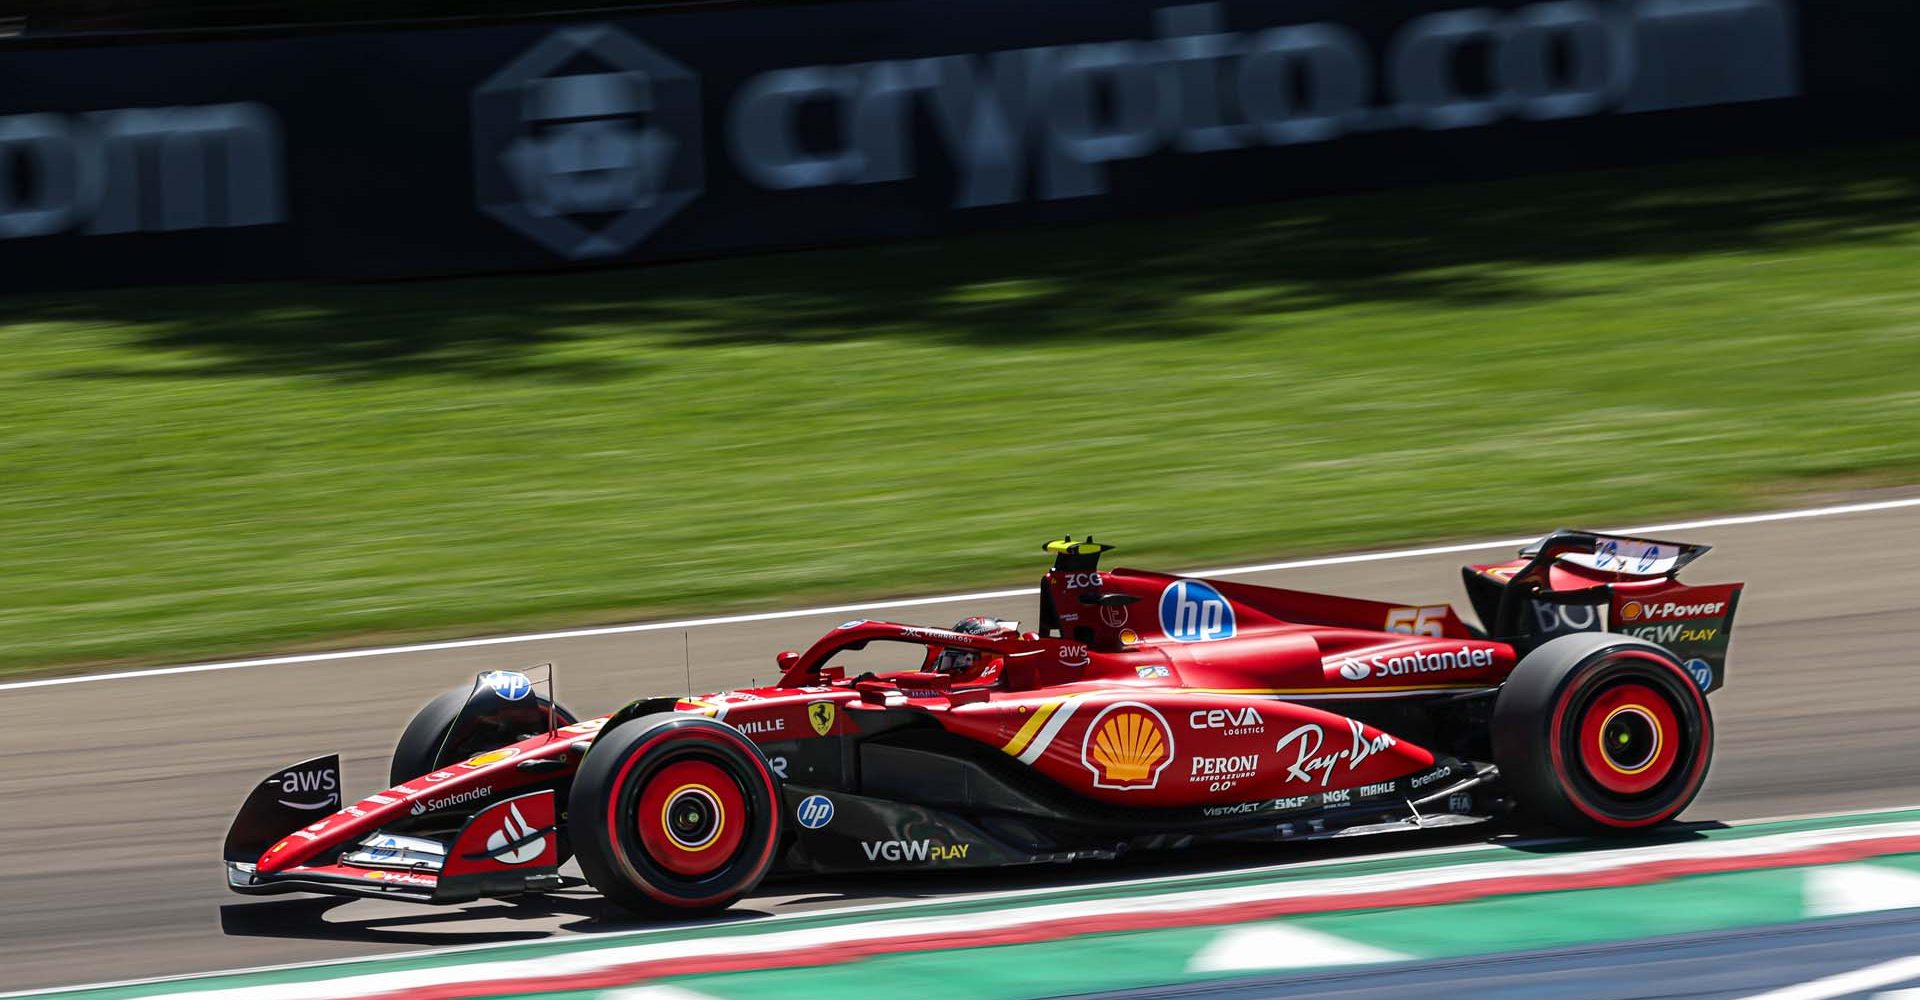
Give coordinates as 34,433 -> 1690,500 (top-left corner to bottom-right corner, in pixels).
5,142 -> 1920,674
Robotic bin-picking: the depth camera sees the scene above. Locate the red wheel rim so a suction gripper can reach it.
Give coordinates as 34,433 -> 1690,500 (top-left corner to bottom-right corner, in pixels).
634,758 -> 748,877
1576,682 -> 1681,795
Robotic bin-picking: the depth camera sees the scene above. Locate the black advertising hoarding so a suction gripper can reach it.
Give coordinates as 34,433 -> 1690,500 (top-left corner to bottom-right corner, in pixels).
0,0 -> 1915,292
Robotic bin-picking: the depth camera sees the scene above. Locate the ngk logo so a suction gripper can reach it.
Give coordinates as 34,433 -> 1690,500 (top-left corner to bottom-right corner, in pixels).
1620,598 -> 1727,622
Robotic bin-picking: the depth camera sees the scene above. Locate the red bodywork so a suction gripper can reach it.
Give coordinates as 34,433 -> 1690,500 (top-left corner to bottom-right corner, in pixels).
235,532 -> 1743,898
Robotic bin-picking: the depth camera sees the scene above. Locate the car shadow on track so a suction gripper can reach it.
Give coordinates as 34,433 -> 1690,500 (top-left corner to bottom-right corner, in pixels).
218,822 -> 1533,947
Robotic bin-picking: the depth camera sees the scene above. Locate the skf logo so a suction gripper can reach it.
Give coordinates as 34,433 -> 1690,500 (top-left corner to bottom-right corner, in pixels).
1082,702 -> 1174,790
473,25 -> 703,259
807,701 -> 837,736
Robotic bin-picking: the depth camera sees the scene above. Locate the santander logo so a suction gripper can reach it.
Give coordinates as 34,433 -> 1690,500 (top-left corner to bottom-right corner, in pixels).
485,802 -> 545,865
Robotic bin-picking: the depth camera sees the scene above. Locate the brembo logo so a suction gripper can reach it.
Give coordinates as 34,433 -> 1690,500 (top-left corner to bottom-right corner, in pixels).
1620,599 -> 1727,622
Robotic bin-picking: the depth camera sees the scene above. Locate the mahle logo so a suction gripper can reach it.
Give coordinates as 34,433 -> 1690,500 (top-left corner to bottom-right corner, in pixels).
474,25 -> 703,259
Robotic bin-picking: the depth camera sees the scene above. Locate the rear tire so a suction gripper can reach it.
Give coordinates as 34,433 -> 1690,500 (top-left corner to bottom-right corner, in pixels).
568,714 -> 781,917
1492,633 -> 1713,833
390,683 -> 578,786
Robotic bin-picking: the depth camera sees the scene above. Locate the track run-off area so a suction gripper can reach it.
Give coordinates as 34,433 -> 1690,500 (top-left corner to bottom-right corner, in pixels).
5,494 -> 1920,997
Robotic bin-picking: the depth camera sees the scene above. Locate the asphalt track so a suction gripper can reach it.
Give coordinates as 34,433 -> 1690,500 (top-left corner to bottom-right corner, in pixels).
1081,909 -> 1920,1000
4,498 -> 1918,993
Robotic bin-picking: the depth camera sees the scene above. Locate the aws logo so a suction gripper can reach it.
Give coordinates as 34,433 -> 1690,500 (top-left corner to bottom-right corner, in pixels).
1082,702 -> 1174,790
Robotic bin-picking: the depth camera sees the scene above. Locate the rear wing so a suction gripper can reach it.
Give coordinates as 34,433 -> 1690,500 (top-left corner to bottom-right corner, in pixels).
1039,536 -> 1135,646
1465,530 -> 1743,693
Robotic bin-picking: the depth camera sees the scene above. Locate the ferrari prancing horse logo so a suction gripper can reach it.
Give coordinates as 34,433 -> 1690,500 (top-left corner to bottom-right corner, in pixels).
808,701 -> 836,737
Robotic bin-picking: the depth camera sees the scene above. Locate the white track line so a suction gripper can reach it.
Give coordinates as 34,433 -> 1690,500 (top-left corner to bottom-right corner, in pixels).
1738,955 -> 1920,1000
4,496 -> 1916,693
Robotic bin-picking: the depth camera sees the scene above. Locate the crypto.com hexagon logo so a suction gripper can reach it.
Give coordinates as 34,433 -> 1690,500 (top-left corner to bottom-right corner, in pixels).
472,25 -> 702,259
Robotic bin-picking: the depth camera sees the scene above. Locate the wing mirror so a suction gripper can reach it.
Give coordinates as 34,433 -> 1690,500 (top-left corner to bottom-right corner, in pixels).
775,650 -> 799,671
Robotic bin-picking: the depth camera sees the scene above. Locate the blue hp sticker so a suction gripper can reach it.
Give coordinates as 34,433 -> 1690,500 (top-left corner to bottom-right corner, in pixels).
796,794 -> 835,829
1159,580 -> 1236,642
480,670 -> 533,701
1683,658 -> 1714,691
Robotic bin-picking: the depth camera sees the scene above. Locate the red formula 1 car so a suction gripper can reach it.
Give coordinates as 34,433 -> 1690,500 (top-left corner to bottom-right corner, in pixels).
225,531 -> 1742,916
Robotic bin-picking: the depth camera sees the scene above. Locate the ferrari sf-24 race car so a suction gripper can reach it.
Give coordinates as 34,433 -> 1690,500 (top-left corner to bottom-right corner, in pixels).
226,530 -> 1743,915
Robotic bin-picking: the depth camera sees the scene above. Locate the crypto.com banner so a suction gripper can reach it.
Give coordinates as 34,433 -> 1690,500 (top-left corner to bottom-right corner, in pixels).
0,0 -> 1912,291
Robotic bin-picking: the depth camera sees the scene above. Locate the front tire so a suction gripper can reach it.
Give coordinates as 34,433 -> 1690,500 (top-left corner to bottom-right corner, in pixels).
568,714 -> 781,917
1492,633 -> 1713,833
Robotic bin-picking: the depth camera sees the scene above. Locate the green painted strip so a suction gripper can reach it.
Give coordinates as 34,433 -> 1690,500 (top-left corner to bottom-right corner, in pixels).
12,809 -> 1920,1000
666,856 -> 1920,1000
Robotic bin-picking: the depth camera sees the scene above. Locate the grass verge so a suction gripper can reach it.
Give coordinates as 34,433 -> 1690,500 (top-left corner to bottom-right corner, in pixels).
4,141 -> 1920,674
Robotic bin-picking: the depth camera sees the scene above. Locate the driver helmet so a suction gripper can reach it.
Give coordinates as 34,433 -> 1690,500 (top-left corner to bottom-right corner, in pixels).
930,616 -> 1019,674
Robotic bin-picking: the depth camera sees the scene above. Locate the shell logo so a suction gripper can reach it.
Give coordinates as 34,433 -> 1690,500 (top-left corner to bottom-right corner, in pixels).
461,747 -> 520,768
1081,702 -> 1175,790
1621,601 -> 1644,621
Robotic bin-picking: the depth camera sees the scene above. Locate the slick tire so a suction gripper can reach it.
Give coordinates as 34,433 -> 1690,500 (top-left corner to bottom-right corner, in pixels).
1492,633 -> 1713,834
390,684 -> 578,786
569,713 -> 781,917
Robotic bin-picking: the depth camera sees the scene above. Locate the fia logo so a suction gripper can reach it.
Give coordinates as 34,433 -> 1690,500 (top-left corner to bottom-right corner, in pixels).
485,802 -> 546,865
1159,580 -> 1235,642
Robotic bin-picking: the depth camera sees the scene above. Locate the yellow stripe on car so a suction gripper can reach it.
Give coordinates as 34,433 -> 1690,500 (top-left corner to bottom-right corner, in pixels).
1001,700 -> 1063,757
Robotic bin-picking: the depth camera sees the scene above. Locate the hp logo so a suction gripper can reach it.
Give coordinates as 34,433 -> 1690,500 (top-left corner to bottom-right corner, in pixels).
796,794 -> 834,830
1159,580 -> 1235,643
480,670 -> 533,701
1683,658 -> 1714,692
